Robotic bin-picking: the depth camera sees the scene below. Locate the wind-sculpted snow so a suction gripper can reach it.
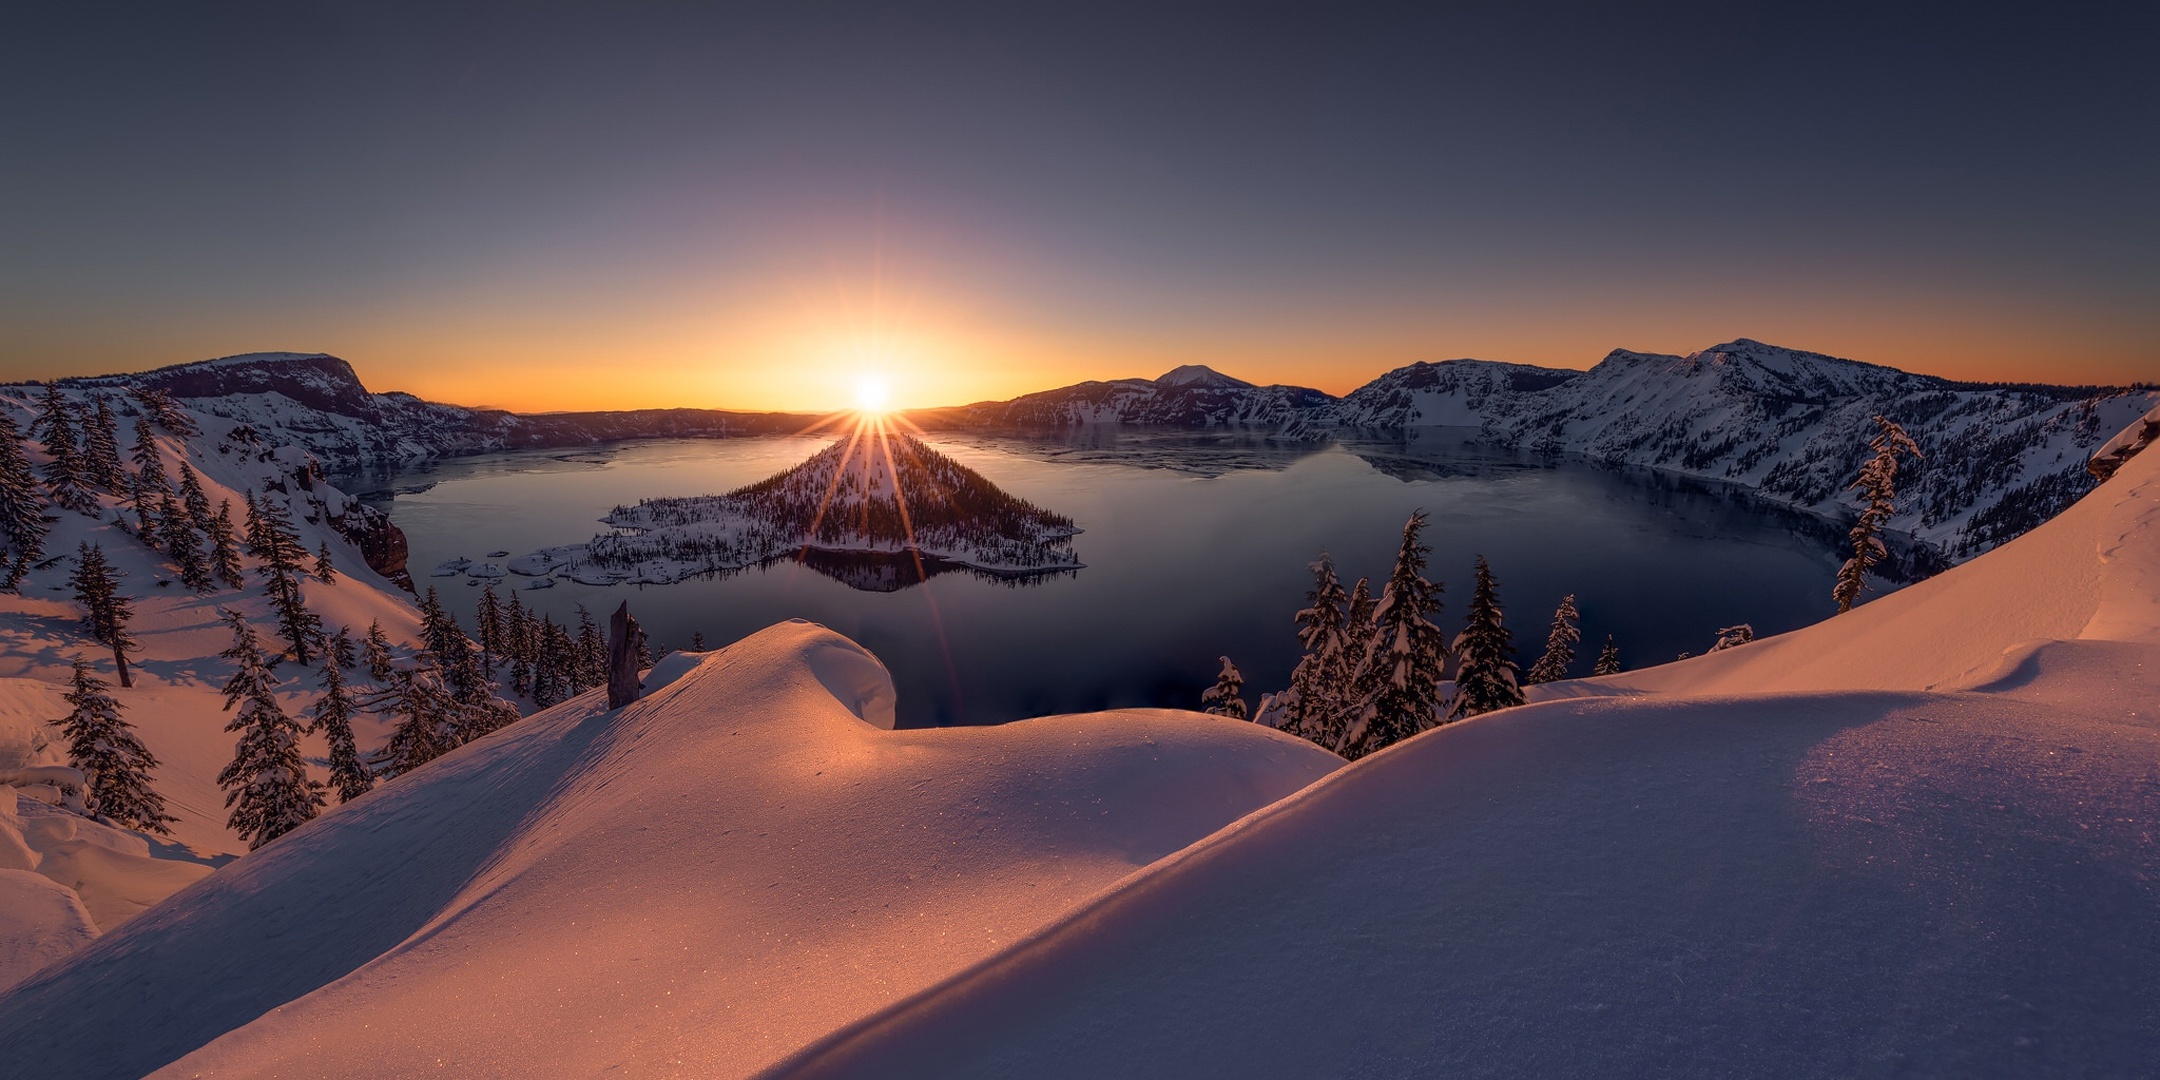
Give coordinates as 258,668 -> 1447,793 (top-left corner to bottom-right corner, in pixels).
0,622 -> 1339,1079
512,430 -> 1083,588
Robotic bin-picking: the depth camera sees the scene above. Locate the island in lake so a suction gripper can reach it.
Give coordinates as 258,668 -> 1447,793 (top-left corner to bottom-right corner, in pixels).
510,427 -> 1083,591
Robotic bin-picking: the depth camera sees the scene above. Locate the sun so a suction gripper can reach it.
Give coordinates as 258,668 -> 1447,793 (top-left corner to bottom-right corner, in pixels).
854,376 -> 892,414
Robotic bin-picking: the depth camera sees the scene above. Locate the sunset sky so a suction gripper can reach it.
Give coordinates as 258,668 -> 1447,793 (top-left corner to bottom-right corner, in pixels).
3,2 -> 2154,413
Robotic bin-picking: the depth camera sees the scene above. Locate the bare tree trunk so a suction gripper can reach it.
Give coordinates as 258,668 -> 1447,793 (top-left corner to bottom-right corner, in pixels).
112,641 -> 132,689
607,602 -> 644,708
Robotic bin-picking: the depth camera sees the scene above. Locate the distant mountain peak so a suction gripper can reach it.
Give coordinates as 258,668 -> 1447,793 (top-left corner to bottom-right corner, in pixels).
1154,365 -> 1253,389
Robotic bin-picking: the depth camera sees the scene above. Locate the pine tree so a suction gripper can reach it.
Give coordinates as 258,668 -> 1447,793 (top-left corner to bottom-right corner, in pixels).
177,461 -> 213,531
1833,416 -> 1923,614
314,541 -> 337,583
690,630 -> 707,651
161,492 -> 214,592
310,629 -> 374,804
1708,624 -> 1755,651
82,396 -> 126,493
56,656 -> 174,834
1523,593 -> 1581,685
576,606 -> 606,685
370,657 -> 462,778
0,411 -> 49,588
131,387 -> 199,437
417,587 -> 483,702
1449,555 -> 1524,720
128,469 -> 162,539
1592,634 -> 1623,676
475,585 -> 504,672
1200,656 -> 1249,720
216,609 -> 324,849
363,618 -> 396,681
1274,553 -> 1350,742
129,416 -> 168,493
33,385 -> 96,514
70,543 -> 139,688
207,499 -> 245,588
241,490 -> 269,557
1341,514 -> 1450,759
252,497 -> 323,663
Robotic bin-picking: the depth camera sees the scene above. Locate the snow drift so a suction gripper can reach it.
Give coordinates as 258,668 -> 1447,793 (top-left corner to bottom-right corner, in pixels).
0,621 -> 1339,1079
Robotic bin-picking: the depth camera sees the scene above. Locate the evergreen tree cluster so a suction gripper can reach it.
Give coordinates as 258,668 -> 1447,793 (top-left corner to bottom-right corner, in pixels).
472,586 -> 608,707
1239,515 -> 1626,760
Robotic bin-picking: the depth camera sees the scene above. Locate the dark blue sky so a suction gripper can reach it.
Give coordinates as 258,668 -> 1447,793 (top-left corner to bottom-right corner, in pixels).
3,2 -> 2153,409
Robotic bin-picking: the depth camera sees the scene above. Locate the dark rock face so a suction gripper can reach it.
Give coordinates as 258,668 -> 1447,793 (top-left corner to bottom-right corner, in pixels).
335,504 -> 413,592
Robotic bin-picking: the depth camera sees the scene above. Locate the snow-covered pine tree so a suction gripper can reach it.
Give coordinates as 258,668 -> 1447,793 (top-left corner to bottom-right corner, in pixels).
69,543 -> 139,688
362,618 -> 396,682
1592,634 -> 1622,676
207,499 -> 245,588
1199,656 -> 1249,720
160,492 -> 213,592
1523,593 -> 1581,685
475,585 -> 504,673
1274,553 -> 1350,742
82,396 -> 126,493
131,386 -> 199,438
314,541 -> 337,583
310,629 -> 373,804
369,657 -> 462,778
33,385 -> 96,515
1340,513 -> 1449,760
417,587 -> 484,702
129,417 -> 167,494
216,608 -> 324,849
1833,415 -> 1923,614
0,411 -> 48,589
241,490 -> 270,557
1708,624 -> 1754,651
576,605 -> 606,684
252,497 -> 323,663
1448,555 -> 1524,720
177,461 -> 213,531
56,655 -> 175,834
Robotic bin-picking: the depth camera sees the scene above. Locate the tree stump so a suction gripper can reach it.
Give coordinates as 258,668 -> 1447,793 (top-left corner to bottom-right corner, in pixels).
607,601 -> 646,708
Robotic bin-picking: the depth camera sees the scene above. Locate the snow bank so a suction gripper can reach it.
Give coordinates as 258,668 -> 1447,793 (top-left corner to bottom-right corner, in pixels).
0,621 -> 1338,1079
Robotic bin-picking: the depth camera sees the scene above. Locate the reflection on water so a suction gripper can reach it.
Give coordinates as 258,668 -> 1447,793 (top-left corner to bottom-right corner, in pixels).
340,427 -> 1897,728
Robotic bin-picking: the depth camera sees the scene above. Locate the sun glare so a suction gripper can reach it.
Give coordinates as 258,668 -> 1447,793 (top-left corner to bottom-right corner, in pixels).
854,376 -> 892,414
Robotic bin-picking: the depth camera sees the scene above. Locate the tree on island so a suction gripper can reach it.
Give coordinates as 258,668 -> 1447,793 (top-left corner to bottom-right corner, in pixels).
1449,555 -> 1524,720
1592,634 -> 1623,676
56,656 -> 174,834
310,628 -> 374,804
1340,512 -> 1448,760
1833,416 -> 1922,614
1200,656 -> 1249,720
70,542 -> 139,688
216,608 -> 324,849
0,411 -> 49,589
1523,593 -> 1581,685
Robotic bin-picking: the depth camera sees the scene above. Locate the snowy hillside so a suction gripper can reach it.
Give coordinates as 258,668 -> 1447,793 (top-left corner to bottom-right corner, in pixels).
758,411 -> 2160,1079
511,425 -> 1083,587
913,365 -> 1330,428
1321,340 -> 2159,557
0,622 -> 1338,1079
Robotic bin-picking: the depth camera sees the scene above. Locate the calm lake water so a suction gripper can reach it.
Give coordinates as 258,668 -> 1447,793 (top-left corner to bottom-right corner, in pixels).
340,428 -> 1878,727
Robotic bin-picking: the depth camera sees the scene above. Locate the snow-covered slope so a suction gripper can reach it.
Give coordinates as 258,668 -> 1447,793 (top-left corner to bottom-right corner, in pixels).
760,430 -> 2160,1079
915,367 -> 1330,428
0,622 -> 1339,1079
1322,340 -> 2159,557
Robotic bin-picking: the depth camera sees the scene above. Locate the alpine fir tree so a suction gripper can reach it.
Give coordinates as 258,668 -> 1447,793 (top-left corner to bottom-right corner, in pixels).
129,469 -> 162,539
690,630 -> 707,651
82,396 -> 127,493
314,541 -> 337,582
577,605 -> 606,684
1592,634 -> 1623,676
1341,513 -> 1448,759
1833,416 -> 1923,614
1523,593 -> 1582,685
207,499 -> 245,588
1274,553 -> 1350,743
310,629 -> 374,804
216,609 -> 324,849
33,385 -> 96,515
0,411 -> 49,588
129,416 -> 168,494
176,461 -> 213,531
56,656 -> 174,834
1448,555 -> 1524,720
70,543 -> 139,688
370,656 -> 463,779
251,497 -> 322,663
1199,656 -> 1249,720
131,386 -> 199,437
361,618 -> 397,681
1708,624 -> 1755,652
476,585 -> 504,673
417,587 -> 484,702
161,492 -> 214,592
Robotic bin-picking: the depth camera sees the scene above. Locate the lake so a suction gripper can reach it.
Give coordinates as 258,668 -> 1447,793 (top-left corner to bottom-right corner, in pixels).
338,427 -> 1880,727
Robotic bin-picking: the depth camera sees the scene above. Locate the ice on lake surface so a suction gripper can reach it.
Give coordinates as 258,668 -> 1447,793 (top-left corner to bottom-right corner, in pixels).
340,427 -> 1883,727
